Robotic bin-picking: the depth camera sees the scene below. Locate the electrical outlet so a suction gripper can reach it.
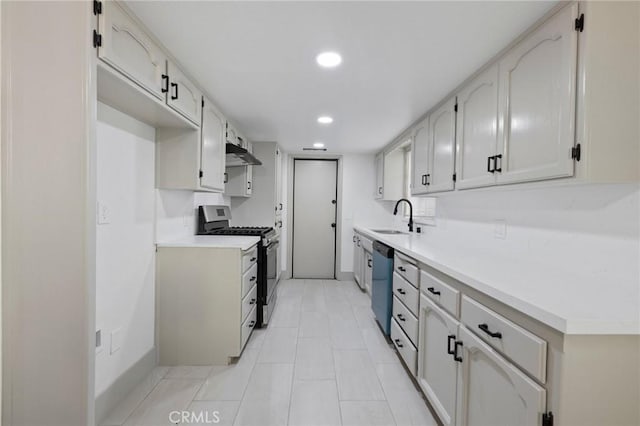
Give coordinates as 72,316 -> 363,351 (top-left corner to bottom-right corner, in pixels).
110,328 -> 122,355
97,201 -> 111,224
494,220 -> 507,239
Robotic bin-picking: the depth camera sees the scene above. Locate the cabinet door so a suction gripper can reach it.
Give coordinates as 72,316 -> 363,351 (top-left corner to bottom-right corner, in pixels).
200,99 -> 226,191
411,116 -> 430,195
427,97 -> 457,193
418,295 -> 459,426
364,251 -> 373,294
455,326 -> 546,426
246,142 -> 254,196
456,65 -> 499,189
167,61 -> 202,125
496,4 -> 578,185
275,147 -> 283,215
99,1 -> 167,100
374,152 -> 384,199
353,236 -> 362,286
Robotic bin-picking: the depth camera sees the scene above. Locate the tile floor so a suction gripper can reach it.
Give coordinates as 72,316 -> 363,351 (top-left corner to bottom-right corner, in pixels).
102,279 -> 438,426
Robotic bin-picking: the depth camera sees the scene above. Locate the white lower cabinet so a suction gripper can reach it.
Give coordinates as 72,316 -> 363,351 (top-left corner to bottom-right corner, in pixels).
364,250 -> 373,294
455,326 -> 546,426
417,289 -> 547,426
418,295 -> 459,426
353,234 -> 363,287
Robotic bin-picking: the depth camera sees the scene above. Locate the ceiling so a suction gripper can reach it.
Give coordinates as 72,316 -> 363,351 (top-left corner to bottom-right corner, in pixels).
127,1 -> 557,153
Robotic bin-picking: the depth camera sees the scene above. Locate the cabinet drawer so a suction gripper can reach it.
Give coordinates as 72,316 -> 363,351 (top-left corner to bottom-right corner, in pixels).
461,295 -> 547,383
241,305 -> 257,350
241,263 -> 258,299
420,270 -> 460,317
394,252 -> 418,287
393,272 -> 419,317
241,284 -> 258,324
391,319 -> 417,376
242,245 -> 258,272
392,296 -> 418,347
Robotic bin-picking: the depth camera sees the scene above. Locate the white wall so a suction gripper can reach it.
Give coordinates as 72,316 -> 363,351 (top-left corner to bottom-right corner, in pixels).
369,183 -> 640,287
340,154 -> 393,273
95,103 -> 156,396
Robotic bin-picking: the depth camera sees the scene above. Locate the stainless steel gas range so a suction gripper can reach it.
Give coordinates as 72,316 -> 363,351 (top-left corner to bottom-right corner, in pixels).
197,205 -> 280,327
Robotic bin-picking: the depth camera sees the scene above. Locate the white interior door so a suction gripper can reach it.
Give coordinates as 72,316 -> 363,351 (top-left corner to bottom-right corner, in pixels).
292,160 -> 337,278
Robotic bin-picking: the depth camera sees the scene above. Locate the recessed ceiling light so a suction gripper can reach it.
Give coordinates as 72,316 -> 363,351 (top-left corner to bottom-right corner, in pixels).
313,142 -> 325,148
316,51 -> 342,68
317,116 -> 333,124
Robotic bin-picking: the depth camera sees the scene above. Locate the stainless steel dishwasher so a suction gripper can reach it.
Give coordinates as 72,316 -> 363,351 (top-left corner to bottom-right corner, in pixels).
371,241 -> 394,336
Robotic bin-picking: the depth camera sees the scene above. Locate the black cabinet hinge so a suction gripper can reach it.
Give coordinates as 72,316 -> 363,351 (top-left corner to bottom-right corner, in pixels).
452,173 -> 457,182
571,143 -> 581,161
92,30 -> 102,48
93,0 -> 102,15
542,412 -> 554,426
454,103 -> 458,112
199,170 -> 204,178
575,13 -> 584,32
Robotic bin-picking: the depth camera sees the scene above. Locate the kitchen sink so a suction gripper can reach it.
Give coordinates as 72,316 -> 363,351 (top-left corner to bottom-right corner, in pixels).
371,229 -> 407,235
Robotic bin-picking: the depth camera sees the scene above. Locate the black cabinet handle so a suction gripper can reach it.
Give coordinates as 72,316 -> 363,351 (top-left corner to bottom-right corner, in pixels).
367,259 -> 372,268
161,74 -> 169,93
478,323 -> 502,339
331,223 -> 336,228
397,314 -> 406,322
425,174 -> 431,185
494,154 -> 502,173
447,335 -> 456,355
248,320 -> 255,327
398,266 -> 406,272
247,181 -> 251,190
454,341 -> 463,362
394,338 -> 404,348
249,257 -> 256,262
378,187 -> 383,194
357,240 -> 361,247
421,174 -> 427,186
397,288 -> 406,295
487,156 -> 495,173
427,287 -> 441,296
250,276 -> 257,282
223,172 -> 228,183
279,203 -> 283,210
353,236 -> 356,242
171,82 -> 178,100
249,299 -> 256,305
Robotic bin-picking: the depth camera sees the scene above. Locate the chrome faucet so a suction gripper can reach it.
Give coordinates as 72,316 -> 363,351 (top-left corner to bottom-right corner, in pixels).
393,199 -> 413,232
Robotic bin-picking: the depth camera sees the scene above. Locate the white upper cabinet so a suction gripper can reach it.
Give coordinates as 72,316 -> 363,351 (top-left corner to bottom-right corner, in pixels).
455,326 -> 546,426
275,147 -> 283,216
200,99 -> 226,191
411,116 -> 430,196
374,152 -> 384,199
99,1 -> 167,100
455,65 -> 499,189
167,61 -> 203,125
225,139 -> 253,198
496,3 -> 579,185
427,97 -> 457,193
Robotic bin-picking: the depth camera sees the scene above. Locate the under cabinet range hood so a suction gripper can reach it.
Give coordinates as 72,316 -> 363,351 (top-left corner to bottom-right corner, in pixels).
225,143 -> 263,167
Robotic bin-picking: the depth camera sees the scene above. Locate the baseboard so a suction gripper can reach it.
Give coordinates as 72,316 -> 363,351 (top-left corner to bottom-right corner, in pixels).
336,271 -> 354,281
95,346 -> 157,425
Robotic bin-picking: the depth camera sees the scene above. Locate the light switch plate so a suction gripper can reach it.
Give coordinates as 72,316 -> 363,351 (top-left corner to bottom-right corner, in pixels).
97,201 -> 111,225
494,220 -> 507,239
110,328 -> 122,355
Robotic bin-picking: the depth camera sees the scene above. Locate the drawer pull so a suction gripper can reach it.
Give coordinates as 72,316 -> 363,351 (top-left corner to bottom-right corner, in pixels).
249,257 -> 257,262
394,338 -> 404,348
454,341 -> 463,362
397,288 -> 406,295
447,334 -> 456,355
398,266 -> 406,272
478,323 -> 502,339
249,299 -> 256,305
250,276 -> 257,282
397,314 -> 406,322
248,320 -> 255,327
427,287 -> 441,296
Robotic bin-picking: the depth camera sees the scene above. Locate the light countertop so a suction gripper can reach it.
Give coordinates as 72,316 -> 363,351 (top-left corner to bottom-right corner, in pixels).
156,235 -> 260,251
355,225 -> 640,335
